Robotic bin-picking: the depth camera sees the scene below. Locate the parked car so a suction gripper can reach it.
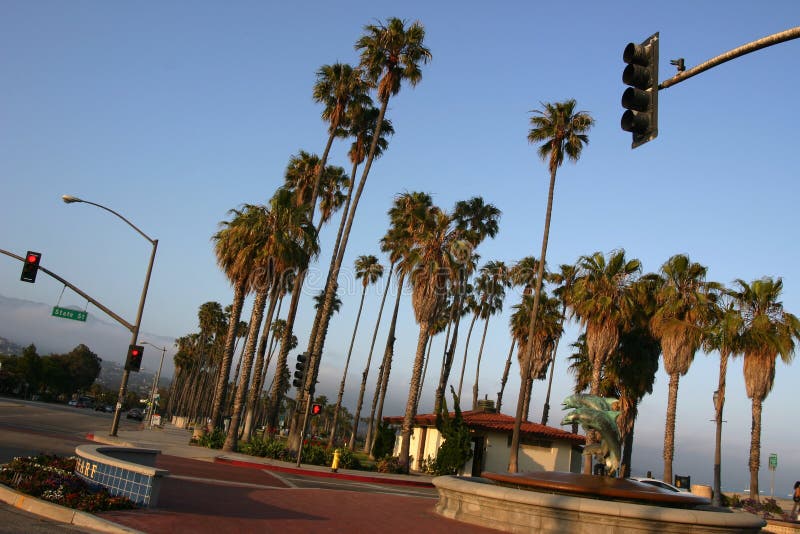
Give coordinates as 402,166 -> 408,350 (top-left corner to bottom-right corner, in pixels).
630,477 -> 684,492
126,408 -> 144,421
68,399 -> 78,407
95,404 -> 114,413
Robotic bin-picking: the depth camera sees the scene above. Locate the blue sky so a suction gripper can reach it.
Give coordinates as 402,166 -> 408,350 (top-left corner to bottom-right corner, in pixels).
1,1 -> 799,494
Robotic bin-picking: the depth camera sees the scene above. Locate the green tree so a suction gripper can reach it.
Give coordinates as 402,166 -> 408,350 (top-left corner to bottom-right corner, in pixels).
509,100 -> 594,473
63,344 -> 102,392
732,277 -> 799,499
470,261 -> 509,409
299,17 -> 431,449
567,249 -> 640,474
433,386 -> 473,475
650,254 -> 716,484
360,192 -> 433,454
224,190 -> 318,452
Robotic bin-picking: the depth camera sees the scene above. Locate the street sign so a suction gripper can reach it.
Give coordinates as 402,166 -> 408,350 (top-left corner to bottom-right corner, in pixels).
52,306 -> 87,322
769,453 -> 777,470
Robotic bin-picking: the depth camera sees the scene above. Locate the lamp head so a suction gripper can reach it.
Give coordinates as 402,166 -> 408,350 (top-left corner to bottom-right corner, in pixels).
62,195 -> 82,204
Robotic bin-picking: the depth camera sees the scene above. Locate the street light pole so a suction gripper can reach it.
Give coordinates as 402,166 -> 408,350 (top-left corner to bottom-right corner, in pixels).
62,195 -> 158,437
142,342 -> 167,427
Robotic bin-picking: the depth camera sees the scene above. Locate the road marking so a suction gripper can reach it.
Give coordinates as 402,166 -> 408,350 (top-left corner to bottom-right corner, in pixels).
168,475 -> 287,490
264,470 -> 298,488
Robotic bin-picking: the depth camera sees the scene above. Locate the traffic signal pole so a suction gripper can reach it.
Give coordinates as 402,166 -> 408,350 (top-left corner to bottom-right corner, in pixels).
659,26 -> 800,90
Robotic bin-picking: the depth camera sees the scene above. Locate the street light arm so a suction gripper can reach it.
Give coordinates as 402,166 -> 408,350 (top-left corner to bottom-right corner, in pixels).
62,196 -> 156,244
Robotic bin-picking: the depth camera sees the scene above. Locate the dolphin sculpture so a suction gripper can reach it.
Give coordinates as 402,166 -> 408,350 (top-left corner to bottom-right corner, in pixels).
561,395 -> 622,476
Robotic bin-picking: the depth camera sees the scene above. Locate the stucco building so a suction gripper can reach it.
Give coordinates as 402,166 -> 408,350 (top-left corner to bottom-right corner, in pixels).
385,404 -> 585,476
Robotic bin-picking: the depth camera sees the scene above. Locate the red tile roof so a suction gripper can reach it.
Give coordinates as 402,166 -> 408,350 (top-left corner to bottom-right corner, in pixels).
384,410 -> 585,445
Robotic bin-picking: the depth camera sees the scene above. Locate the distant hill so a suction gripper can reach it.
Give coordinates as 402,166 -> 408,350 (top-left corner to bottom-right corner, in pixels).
0,336 -> 25,356
0,294 -> 176,378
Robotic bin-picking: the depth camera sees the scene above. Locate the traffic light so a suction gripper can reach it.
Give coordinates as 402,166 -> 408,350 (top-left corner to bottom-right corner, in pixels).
311,403 -> 322,416
20,251 -> 42,283
292,352 -> 308,389
125,344 -> 144,372
621,32 -> 659,148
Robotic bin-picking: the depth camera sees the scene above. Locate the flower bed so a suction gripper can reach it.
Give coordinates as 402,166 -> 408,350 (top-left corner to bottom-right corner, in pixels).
0,454 -> 137,512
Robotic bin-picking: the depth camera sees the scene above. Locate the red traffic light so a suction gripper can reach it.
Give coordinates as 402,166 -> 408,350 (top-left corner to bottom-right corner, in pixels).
20,251 -> 42,283
311,403 -> 322,415
125,344 -> 144,372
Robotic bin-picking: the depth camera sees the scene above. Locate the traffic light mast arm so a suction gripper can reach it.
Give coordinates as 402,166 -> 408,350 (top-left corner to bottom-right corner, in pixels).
0,247 -> 135,332
660,26 -> 800,90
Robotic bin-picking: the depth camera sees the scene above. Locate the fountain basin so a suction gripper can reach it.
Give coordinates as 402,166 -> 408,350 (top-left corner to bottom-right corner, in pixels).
433,474 -> 766,533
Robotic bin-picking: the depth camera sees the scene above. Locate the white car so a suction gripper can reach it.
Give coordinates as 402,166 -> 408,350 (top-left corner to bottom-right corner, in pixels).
630,477 -> 684,492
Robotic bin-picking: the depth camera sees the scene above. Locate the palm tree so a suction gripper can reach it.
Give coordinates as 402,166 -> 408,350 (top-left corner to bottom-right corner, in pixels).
510,291 -> 562,420
398,205 -> 454,470
209,205 -> 266,428
471,261 -> 509,409
306,103 -> 395,449
509,99 -> 594,473
312,62 -> 370,185
301,18 -> 431,447
434,197 -> 500,415
328,255 -> 383,448
732,277 -> 799,499
361,192 -> 432,453
568,250 -> 641,474
702,294 -> 743,505
223,190 -> 317,451
650,254 -> 716,484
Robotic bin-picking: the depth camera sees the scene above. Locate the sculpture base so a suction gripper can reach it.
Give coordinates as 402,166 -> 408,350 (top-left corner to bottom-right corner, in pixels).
433,475 -> 765,534
482,470 -> 709,508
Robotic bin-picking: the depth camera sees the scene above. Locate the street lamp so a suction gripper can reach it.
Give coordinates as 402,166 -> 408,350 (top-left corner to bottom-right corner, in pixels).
141,341 -> 167,427
62,194 -> 158,436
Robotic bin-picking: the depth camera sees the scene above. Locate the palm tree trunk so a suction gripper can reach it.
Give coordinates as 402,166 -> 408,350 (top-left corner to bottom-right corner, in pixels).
472,314 -> 491,410
458,313 -> 479,399
266,270 -> 305,432
523,376 -> 533,421
749,396 -> 763,500
223,287 -> 270,452
496,340 -> 515,412
349,262 -> 393,451
541,302 -> 566,425
328,286 -> 367,448
210,281 -> 246,428
305,99 -> 389,425
510,167 -> 557,473
399,322 -> 430,471
416,334 -> 434,406
712,351 -> 729,506
242,281 -> 280,440
662,372 -> 680,484
621,422 -> 635,478
362,272 -> 405,453
435,288 -> 465,415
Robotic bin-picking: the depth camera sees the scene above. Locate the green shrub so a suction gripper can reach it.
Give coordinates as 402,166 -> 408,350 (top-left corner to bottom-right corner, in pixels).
371,422 -> 397,459
376,456 -> 406,474
238,436 -> 286,458
331,448 -> 361,470
198,428 -> 226,449
432,387 -> 473,475
300,444 -> 328,466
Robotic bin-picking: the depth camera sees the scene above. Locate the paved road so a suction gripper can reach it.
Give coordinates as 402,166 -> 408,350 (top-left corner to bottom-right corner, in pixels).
0,398 -> 497,533
0,503 -> 97,534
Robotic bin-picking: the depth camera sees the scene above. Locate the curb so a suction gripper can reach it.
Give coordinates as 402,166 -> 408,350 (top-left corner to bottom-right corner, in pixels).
0,483 -> 144,534
86,433 -> 138,448
214,456 -> 435,488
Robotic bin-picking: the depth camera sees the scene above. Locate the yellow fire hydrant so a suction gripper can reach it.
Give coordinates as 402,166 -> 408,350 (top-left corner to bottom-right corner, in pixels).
331,449 -> 341,473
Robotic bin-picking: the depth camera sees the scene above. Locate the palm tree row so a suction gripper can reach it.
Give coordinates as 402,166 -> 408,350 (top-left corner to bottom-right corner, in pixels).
509,247 -> 797,498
